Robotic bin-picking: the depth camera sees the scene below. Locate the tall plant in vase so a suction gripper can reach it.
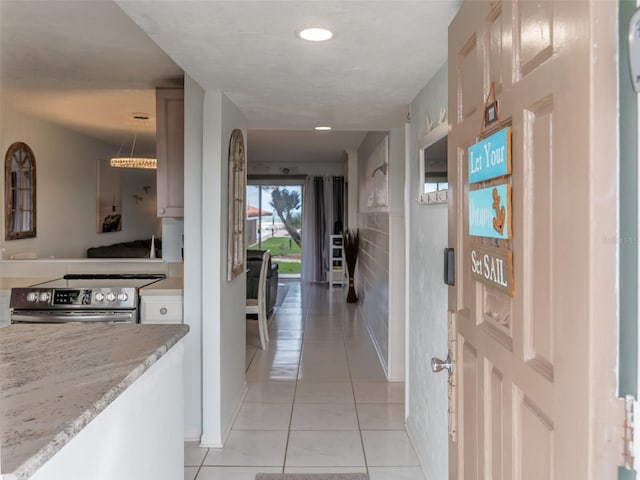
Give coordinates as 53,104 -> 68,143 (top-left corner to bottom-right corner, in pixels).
343,229 -> 359,303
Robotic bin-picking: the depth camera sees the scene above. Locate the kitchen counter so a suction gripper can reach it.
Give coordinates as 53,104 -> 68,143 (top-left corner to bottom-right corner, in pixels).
0,323 -> 189,480
139,277 -> 183,296
0,278 -> 51,293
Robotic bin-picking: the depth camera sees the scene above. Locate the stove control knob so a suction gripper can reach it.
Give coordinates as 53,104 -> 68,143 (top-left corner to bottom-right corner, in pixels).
95,292 -> 105,302
117,293 -> 128,302
39,292 -> 50,302
106,292 -> 117,302
27,292 -> 38,302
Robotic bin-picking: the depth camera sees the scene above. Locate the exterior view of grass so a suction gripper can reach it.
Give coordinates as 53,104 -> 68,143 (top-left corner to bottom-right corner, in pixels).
249,236 -> 301,256
248,236 -> 302,274
275,261 -> 301,274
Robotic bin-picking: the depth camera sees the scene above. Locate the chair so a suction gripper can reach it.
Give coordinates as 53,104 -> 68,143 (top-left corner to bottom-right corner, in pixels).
246,251 -> 270,349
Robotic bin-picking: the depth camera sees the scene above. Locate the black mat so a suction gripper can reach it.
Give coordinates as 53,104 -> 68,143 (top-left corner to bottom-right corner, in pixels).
255,474 -> 369,480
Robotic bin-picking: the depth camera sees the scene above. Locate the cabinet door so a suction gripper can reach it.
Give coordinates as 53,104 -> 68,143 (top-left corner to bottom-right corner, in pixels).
140,296 -> 183,324
0,293 -> 10,327
156,88 -> 184,217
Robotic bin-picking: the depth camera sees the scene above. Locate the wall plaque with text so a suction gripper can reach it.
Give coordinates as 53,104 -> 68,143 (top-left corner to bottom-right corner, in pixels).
468,127 -> 512,184
470,244 -> 514,297
468,183 -> 512,239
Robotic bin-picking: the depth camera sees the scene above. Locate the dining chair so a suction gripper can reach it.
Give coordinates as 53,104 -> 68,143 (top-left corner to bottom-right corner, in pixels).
246,250 -> 270,349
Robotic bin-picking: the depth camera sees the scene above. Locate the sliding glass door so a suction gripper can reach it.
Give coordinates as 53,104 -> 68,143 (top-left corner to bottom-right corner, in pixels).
246,182 -> 303,276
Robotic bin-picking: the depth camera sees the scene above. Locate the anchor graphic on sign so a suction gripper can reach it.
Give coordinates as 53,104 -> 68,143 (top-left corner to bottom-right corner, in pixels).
492,187 -> 505,235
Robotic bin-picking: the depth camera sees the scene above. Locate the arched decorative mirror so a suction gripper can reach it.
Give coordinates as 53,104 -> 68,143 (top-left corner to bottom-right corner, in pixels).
5,142 -> 36,240
227,129 -> 246,281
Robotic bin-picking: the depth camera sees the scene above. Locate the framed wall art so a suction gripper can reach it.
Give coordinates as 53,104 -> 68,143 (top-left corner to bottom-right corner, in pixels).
97,159 -> 122,233
227,129 -> 247,280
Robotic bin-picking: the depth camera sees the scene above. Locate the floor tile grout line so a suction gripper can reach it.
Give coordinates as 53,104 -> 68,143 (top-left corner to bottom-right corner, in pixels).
280,282 -> 305,473
339,296 -> 370,476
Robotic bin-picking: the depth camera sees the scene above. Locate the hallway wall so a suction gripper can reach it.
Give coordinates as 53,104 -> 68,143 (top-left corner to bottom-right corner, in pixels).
358,211 -> 390,364
356,128 -> 405,380
405,62 -> 449,478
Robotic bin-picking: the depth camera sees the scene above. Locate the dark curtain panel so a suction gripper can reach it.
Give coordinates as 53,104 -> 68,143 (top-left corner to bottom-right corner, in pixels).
332,176 -> 345,234
314,176 -> 326,281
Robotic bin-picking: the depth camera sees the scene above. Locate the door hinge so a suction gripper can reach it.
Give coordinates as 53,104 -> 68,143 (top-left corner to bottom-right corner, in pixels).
623,395 -> 638,470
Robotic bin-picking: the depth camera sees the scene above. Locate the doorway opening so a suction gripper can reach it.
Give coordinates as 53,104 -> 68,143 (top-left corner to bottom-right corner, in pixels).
246,182 -> 303,277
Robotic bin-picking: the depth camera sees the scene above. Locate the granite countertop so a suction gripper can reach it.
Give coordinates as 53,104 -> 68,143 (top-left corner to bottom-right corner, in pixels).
0,323 -> 189,480
139,277 -> 183,296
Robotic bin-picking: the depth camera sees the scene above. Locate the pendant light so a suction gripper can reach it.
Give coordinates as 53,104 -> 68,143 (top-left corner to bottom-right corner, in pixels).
110,115 -> 157,169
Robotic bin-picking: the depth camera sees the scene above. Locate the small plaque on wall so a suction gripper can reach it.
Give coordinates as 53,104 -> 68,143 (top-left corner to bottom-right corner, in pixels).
468,183 -> 512,239
468,127 -> 512,184
470,244 -> 514,297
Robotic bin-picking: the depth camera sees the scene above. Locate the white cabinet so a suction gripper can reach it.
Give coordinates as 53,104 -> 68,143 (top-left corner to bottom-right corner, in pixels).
0,292 -> 10,327
156,88 -> 184,218
328,234 -> 345,287
140,296 -> 183,324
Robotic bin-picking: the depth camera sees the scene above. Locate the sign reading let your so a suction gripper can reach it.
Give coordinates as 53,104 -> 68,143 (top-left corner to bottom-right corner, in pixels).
468,127 -> 511,184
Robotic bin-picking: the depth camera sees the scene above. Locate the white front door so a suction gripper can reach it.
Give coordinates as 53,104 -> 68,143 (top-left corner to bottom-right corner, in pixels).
447,1 -> 621,478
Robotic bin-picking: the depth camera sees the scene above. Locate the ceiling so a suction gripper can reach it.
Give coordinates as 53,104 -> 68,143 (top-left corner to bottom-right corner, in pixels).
1,0 -> 461,163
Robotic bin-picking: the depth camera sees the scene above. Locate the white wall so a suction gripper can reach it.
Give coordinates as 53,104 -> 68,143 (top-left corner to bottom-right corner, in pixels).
388,125 -> 406,382
356,128 -> 405,380
183,74 -> 204,441
405,62 -> 449,479
247,160 -> 344,177
0,107 -> 159,259
346,149 -> 358,230
200,91 -> 247,447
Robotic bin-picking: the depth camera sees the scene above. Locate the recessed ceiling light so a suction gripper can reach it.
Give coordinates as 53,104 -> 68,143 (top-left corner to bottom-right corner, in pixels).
298,27 -> 333,42
314,126 -> 332,131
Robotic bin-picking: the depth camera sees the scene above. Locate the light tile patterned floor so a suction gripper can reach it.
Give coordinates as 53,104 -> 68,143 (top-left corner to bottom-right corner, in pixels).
184,280 -> 425,480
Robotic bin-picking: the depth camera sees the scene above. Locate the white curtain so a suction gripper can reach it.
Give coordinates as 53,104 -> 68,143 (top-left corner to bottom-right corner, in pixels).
301,176 -> 316,283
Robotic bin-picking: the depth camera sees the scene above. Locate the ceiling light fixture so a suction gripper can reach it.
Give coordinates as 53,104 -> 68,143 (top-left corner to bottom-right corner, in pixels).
110,115 -> 157,169
314,126 -> 332,131
298,27 -> 333,42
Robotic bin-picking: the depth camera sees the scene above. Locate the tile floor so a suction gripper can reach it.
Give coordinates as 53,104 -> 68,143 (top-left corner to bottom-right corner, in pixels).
184,280 -> 425,480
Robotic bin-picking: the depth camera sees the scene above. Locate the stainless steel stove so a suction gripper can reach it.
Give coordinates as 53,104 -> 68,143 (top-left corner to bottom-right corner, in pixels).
10,274 -> 165,324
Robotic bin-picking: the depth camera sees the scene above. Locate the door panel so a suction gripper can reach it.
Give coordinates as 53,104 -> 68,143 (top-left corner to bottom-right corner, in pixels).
516,388 -> 553,480
460,337 -> 480,480
485,360 -> 506,480
448,1 -> 620,479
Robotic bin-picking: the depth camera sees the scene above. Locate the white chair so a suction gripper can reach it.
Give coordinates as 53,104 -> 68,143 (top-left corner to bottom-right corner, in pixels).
246,251 -> 270,349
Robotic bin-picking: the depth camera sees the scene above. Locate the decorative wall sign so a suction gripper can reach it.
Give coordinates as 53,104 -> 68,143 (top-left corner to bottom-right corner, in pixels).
363,135 -> 389,210
468,183 -> 512,239
485,101 -> 498,127
97,159 -> 122,233
470,244 -> 514,296
468,127 -> 512,184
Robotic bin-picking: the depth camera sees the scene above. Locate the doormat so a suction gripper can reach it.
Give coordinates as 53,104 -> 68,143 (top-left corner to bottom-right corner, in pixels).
255,474 -> 368,480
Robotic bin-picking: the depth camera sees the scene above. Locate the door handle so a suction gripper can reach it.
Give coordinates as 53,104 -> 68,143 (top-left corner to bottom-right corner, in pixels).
431,353 -> 453,376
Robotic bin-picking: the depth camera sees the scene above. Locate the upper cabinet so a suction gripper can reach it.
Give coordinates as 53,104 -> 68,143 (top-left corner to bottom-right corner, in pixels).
156,88 -> 184,217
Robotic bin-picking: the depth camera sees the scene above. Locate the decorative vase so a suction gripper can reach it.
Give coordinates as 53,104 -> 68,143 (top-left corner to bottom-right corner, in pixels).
346,275 -> 358,303
343,229 -> 359,303
149,235 -> 156,259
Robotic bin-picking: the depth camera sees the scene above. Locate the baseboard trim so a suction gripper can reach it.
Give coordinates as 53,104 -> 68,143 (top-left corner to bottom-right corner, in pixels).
199,382 -> 248,448
405,420 -> 431,480
359,304 -> 390,379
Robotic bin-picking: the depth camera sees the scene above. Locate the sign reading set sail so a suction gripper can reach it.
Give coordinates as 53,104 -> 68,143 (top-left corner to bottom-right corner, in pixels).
470,244 -> 514,297
468,127 -> 512,184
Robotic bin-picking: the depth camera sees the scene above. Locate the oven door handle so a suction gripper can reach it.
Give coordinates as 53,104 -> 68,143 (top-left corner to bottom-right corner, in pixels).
11,311 -> 135,323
